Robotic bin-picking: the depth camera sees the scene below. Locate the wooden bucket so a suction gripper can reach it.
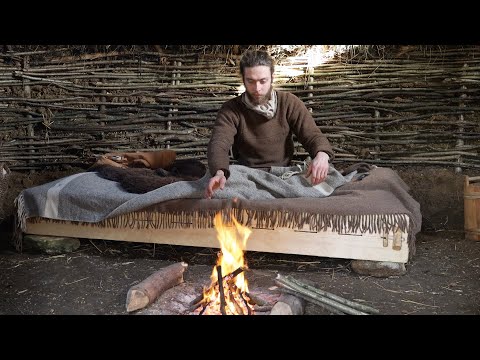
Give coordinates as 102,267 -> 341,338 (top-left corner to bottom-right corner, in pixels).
464,175 -> 480,241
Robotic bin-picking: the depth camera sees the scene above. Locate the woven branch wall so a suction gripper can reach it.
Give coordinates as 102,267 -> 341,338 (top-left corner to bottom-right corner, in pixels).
0,45 -> 479,171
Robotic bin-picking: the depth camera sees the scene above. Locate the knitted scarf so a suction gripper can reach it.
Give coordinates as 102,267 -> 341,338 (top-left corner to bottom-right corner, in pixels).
241,89 -> 277,119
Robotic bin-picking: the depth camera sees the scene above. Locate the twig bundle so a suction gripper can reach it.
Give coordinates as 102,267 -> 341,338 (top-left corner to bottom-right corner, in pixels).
275,273 -> 380,315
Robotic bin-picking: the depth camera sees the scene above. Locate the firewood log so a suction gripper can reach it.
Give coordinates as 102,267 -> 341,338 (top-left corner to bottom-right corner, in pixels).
270,293 -> 305,315
126,262 -> 188,312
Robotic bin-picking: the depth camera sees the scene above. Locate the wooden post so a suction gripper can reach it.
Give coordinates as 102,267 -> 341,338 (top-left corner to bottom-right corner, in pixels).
99,89 -> 107,126
306,66 -> 314,113
166,60 -> 181,149
22,55 -> 35,171
456,63 -> 468,174
374,103 -> 380,161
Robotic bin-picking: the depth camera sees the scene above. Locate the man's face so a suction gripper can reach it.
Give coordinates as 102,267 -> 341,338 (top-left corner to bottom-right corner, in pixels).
243,65 -> 273,106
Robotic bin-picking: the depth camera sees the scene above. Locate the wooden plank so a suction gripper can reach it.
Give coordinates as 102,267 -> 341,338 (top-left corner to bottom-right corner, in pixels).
25,218 -> 409,263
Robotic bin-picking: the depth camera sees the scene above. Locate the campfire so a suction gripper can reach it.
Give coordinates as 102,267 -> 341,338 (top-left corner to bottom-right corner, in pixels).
191,211 -> 256,315
125,210 -> 380,315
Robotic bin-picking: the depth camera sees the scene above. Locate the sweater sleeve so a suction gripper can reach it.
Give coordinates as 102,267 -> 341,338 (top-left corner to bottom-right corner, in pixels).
207,102 -> 239,176
286,93 -> 334,160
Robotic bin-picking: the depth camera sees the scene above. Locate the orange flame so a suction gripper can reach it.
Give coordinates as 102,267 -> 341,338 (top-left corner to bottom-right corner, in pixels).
201,211 -> 254,315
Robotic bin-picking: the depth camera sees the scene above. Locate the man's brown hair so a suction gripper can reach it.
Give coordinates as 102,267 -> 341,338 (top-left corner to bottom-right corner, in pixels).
239,50 -> 275,77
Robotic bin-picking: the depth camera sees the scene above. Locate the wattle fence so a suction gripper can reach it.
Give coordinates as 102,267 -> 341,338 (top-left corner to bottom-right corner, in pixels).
1,45 -> 479,172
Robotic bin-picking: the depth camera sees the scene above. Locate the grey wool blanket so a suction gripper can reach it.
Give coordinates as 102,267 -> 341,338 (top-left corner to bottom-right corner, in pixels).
16,164 -> 350,227
15,164 -> 421,257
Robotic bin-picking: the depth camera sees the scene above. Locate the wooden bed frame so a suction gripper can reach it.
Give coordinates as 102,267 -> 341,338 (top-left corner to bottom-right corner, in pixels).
25,215 -> 410,263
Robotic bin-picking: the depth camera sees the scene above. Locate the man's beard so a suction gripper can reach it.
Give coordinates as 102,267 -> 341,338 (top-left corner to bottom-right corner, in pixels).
246,86 -> 272,106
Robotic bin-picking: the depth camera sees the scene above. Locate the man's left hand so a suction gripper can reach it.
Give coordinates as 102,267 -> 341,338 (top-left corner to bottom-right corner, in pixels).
306,151 -> 329,185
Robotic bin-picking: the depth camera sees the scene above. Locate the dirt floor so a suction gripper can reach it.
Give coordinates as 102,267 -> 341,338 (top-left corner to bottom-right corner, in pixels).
0,230 -> 479,315
0,165 -> 479,315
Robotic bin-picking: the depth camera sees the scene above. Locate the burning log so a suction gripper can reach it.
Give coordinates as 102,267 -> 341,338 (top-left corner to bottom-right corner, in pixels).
227,284 -> 245,315
225,267 -> 245,283
188,266 -> 245,313
216,265 -> 227,315
228,281 -> 252,315
199,304 -> 209,315
191,212 -> 255,315
190,266 -> 255,315
188,293 -> 206,312
126,262 -> 188,312
275,274 -> 379,315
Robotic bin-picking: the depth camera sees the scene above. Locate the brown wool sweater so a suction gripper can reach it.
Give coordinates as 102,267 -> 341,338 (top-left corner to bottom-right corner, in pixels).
207,91 -> 334,176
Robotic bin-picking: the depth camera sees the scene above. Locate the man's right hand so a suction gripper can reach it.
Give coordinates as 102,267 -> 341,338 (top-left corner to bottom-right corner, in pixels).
205,170 -> 227,199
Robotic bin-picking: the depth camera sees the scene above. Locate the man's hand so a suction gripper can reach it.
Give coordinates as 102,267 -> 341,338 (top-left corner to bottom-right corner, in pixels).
306,151 -> 329,185
205,169 -> 227,199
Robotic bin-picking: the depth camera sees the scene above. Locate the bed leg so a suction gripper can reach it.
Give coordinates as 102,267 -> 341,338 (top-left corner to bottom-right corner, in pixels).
392,227 -> 403,251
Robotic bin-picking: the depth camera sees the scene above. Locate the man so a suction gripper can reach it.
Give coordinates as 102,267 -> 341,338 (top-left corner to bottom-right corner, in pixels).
205,49 -> 333,199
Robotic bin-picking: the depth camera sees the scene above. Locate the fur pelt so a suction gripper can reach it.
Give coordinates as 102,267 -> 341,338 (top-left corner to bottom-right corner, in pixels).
89,159 -> 206,194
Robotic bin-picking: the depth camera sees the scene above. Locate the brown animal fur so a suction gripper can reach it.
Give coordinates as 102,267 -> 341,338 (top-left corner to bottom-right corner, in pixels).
89,159 -> 206,194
